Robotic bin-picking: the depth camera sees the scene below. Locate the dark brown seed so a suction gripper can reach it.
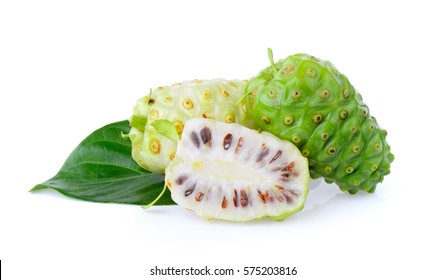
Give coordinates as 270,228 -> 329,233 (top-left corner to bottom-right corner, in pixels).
279,178 -> 291,183
240,190 -> 249,208
195,192 -> 204,202
235,137 -> 244,153
184,183 -> 196,197
256,146 -> 270,162
269,150 -> 282,163
268,193 -> 274,203
191,132 -> 200,148
278,187 -> 294,204
200,127 -> 212,146
258,190 -> 267,203
221,196 -> 228,209
283,193 -> 293,204
281,162 -> 297,177
184,189 -> 193,197
223,133 -> 233,150
148,99 -> 155,105
175,175 -> 188,185
238,137 -> 244,146
233,189 -> 238,207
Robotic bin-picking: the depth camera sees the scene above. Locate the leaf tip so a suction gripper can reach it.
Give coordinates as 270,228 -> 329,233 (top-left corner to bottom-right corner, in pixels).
29,184 -> 48,192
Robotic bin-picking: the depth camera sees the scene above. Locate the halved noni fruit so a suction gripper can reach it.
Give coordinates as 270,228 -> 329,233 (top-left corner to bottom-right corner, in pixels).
165,118 -> 310,221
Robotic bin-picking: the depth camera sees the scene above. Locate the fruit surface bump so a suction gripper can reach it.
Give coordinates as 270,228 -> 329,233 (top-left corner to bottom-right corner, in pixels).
245,50 -> 394,194
165,118 -> 310,221
129,79 -> 255,173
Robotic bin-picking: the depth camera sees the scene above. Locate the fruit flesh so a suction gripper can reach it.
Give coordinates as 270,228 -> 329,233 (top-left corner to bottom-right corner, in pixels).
129,79 -> 255,173
165,118 -> 309,221
245,52 -> 394,194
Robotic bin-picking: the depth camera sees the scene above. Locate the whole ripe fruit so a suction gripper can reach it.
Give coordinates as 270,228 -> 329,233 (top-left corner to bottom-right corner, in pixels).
245,50 -> 394,194
129,79 -> 255,173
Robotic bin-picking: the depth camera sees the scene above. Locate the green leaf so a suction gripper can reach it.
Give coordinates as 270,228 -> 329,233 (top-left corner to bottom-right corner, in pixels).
151,119 -> 180,142
30,120 -> 176,206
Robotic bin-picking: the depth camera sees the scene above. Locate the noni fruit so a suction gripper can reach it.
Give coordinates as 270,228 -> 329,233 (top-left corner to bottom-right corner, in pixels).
129,79 -> 255,173
165,118 -> 309,221
244,50 -> 394,194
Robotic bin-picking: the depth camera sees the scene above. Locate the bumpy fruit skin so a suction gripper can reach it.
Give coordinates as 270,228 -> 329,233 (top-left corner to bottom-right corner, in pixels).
166,118 -> 309,221
245,53 -> 394,194
129,79 -> 255,173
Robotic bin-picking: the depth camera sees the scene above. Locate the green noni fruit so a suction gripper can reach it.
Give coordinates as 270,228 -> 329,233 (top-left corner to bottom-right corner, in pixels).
129,79 -> 255,173
244,50 -> 394,194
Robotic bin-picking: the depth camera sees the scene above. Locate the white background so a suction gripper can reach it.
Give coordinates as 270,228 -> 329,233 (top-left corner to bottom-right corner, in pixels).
1,0 -> 445,279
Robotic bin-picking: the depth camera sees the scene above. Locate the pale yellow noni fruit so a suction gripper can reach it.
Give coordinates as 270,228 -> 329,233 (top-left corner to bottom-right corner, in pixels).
129,79 -> 255,173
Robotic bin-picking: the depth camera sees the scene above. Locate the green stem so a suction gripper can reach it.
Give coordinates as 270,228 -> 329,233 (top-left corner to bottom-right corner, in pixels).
120,131 -> 130,140
268,48 -> 278,72
234,91 -> 251,107
142,182 -> 168,209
